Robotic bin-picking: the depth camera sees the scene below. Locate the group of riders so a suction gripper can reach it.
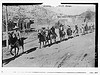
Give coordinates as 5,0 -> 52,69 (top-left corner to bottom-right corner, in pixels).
8,22 -> 95,57
37,24 -> 73,48
37,26 -> 57,48
37,23 -> 95,48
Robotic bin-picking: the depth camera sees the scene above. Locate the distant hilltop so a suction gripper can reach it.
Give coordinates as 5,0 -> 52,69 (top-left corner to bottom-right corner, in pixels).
2,5 -> 95,31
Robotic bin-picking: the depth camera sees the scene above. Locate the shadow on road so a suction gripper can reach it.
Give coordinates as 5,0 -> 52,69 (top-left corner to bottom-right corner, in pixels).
2,33 -> 87,66
2,47 -> 38,66
44,36 -> 74,48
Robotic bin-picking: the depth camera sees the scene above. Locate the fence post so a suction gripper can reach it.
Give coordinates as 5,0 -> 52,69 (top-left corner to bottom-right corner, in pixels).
5,5 -> 9,49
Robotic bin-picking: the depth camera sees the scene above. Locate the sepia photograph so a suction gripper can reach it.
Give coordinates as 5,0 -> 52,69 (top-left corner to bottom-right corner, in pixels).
2,3 -> 98,68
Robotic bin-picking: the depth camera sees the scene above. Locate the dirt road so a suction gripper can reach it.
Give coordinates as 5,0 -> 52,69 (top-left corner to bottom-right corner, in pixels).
3,32 -> 95,67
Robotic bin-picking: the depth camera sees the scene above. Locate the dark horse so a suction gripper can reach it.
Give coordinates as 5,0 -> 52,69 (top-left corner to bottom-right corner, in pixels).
73,25 -> 79,37
38,27 -> 57,48
37,29 -> 46,48
66,26 -> 72,38
9,32 -> 24,56
45,29 -> 52,45
84,24 -> 88,34
50,27 -> 57,43
59,25 -> 66,41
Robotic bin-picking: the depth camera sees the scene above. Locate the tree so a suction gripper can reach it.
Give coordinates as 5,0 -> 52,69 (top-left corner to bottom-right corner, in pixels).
85,10 -> 92,22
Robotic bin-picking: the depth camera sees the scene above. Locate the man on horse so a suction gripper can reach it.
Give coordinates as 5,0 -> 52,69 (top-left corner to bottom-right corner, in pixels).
37,27 -> 47,48
59,24 -> 66,41
73,25 -> 79,37
51,26 -> 57,37
45,27 -> 52,44
67,25 -> 72,38
13,26 -> 21,42
10,26 -> 24,56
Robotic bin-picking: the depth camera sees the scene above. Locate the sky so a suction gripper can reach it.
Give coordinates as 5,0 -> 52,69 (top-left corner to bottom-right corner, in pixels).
43,4 -> 95,15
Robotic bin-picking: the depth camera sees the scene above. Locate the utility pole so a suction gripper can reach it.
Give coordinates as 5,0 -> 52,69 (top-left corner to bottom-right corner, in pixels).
5,5 -> 9,48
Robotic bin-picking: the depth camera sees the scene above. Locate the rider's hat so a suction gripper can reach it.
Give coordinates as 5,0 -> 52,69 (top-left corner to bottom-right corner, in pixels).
42,27 -> 45,30
13,26 -> 19,30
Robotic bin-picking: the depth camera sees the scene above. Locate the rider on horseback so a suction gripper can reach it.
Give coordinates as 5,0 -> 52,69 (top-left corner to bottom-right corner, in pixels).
60,24 -> 65,33
67,25 -> 72,38
51,26 -> 57,37
13,26 -> 21,43
73,25 -> 79,36
59,24 -> 66,41
10,26 -> 22,56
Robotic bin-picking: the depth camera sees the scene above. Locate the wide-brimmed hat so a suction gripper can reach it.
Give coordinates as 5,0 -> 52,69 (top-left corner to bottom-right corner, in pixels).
42,27 -> 45,30
13,26 -> 19,30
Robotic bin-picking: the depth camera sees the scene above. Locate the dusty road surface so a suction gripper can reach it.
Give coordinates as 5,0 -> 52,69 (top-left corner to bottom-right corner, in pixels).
3,32 -> 95,67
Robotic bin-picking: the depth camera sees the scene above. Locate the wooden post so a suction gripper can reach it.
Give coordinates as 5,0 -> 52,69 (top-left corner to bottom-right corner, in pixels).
5,5 -> 9,48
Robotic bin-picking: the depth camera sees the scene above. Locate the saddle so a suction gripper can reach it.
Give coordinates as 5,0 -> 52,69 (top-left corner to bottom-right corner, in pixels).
11,38 -> 23,48
11,40 -> 19,47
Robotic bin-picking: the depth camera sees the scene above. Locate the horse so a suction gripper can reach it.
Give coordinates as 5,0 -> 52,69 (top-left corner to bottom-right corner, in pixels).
50,27 -> 57,43
73,25 -> 79,37
88,24 -> 94,33
45,29 -> 52,45
84,24 -> 88,34
37,29 -> 46,48
66,27 -> 72,38
59,26 -> 66,41
45,27 -> 57,45
38,27 -> 57,48
9,32 -> 24,56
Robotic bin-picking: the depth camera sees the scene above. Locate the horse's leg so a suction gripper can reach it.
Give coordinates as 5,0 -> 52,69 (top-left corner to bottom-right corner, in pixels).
47,39 -> 49,45
45,40 -> 47,45
61,37 -> 62,41
49,35 -> 52,44
47,38 -> 49,44
55,37 -> 56,42
21,39 -> 24,53
63,34 -> 64,40
54,38 -> 56,42
60,37 -> 61,41
39,42 -> 41,49
22,45 -> 24,53
50,38 -> 52,44
10,46 -> 14,55
59,34 -> 61,41
43,41 -> 44,47
14,47 -> 17,56
74,30 -> 76,37
45,41 -> 46,46
49,40 -> 50,44
43,41 -> 45,47
63,35 -> 65,40
16,47 -> 19,56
